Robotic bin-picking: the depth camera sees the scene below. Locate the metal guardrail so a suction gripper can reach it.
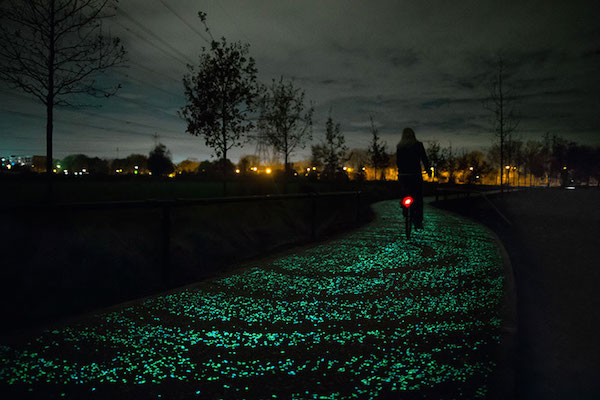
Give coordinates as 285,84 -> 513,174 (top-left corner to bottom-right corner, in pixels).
434,186 -> 514,227
5,191 -> 362,284
434,187 -> 474,202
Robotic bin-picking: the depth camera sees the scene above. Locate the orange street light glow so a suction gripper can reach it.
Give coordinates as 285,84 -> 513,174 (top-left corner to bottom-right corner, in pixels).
266,168 -> 272,174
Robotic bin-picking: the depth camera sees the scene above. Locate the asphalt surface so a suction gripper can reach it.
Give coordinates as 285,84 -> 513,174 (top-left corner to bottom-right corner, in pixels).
433,188 -> 600,400
1,200 -> 512,399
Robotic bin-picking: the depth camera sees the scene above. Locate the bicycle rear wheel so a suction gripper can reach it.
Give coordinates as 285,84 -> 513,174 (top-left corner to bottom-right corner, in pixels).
405,207 -> 411,239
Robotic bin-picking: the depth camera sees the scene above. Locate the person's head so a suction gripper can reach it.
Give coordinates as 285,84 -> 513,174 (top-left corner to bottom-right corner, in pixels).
399,127 -> 418,146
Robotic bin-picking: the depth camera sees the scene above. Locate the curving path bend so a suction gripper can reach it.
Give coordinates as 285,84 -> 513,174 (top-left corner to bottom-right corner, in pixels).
0,200 -> 509,399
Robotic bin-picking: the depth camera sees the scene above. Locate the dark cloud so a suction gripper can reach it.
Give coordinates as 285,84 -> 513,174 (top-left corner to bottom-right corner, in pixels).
388,49 -> 420,68
1,0 -> 599,162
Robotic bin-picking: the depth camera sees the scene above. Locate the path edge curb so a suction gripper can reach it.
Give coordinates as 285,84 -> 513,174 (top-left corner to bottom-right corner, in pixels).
428,204 -> 518,400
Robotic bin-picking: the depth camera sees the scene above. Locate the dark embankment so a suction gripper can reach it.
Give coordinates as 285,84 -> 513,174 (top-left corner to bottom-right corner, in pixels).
433,187 -> 600,400
0,178 -> 428,335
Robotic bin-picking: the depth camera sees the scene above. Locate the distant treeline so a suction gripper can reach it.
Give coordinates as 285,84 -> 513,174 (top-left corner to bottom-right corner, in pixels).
2,133 -> 599,187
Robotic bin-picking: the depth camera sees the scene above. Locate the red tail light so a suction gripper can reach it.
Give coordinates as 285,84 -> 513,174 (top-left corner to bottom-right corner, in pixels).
402,196 -> 414,207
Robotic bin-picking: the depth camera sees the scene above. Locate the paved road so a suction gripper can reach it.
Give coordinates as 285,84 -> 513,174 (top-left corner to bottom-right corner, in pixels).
433,188 -> 600,400
0,200 -> 511,399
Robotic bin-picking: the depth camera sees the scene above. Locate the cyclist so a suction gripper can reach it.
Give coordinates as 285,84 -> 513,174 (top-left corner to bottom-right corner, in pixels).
396,127 -> 431,229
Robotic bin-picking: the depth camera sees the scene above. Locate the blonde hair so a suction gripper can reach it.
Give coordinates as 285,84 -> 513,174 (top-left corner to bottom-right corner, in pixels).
398,127 -> 418,147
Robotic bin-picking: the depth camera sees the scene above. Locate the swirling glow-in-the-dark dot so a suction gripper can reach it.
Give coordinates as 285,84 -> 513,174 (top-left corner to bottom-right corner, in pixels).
0,201 -> 504,399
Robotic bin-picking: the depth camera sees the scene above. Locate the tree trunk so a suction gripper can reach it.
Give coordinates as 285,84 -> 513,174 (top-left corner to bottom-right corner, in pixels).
46,0 -> 56,202
221,99 -> 227,196
283,150 -> 289,194
222,150 -> 227,196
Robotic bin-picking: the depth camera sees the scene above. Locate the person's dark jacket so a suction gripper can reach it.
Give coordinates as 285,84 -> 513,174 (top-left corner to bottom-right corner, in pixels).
396,141 -> 430,176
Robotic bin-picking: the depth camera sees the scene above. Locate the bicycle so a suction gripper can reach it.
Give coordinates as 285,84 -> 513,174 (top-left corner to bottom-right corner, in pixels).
401,195 -> 414,239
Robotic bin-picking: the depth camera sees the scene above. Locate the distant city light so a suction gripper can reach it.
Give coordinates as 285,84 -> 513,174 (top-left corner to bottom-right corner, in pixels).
134,166 -> 139,170
82,169 -> 87,173
235,169 -> 240,174
57,164 -> 61,169
252,167 -> 258,172
306,168 -> 310,172
266,168 -> 272,174
469,167 -> 473,171
566,186 -> 576,190
343,166 -> 347,171
312,166 -> 316,170
505,165 -> 510,169
7,164 -> 11,170
563,166 -> 567,170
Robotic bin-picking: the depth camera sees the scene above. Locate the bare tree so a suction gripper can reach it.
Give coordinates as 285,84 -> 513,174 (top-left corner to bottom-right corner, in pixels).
258,76 -> 313,176
483,57 -> 519,193
366,115 -> 388,180
0,0 -> 125,177
441,143 -> 456,183
522,140 -> 543,187
320,110 -> 348,180
180,13 -> 259,194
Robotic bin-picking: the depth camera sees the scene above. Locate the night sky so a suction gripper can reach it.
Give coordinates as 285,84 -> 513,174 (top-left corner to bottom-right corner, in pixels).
1,0 -> 599,163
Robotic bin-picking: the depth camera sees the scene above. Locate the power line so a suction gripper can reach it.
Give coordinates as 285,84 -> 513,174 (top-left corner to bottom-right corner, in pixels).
156,0 -> 211,45
113,19 -> 188,67
112,93 -> 181,121
211,0 -> 251,43
0,88 -> 182,129
126,60 -> 182,84
117,8 -> 195,66
0,108 -> 182,140
112,68 -> 182,99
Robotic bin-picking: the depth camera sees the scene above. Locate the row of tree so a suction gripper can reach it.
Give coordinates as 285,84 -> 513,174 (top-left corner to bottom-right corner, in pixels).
7,130 -> 596,188
2,2 -> 597,189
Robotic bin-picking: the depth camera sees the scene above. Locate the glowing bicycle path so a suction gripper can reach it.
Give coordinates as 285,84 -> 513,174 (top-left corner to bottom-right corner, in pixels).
0,201 -> 506,399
